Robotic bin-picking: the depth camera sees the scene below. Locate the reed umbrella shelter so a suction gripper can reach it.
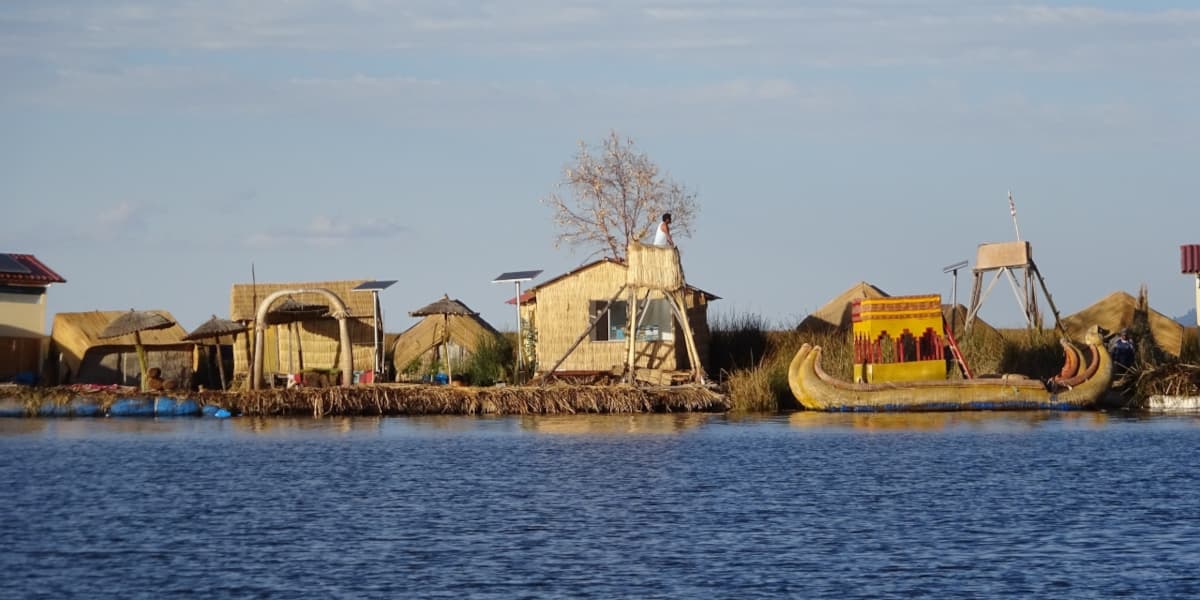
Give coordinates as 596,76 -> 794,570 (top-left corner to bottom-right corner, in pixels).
183,315 -> 247,390
98,309 -> 176,391
409,295 -> 477,383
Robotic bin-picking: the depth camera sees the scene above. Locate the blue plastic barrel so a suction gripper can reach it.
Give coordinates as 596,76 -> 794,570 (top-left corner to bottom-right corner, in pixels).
153,397 -> 201,416
68,398 -> 103,417
108,398 -> 156,417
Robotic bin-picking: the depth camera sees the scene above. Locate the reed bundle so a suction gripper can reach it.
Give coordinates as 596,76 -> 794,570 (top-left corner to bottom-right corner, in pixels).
207,384 -> 728,417
626,242 -> 684,291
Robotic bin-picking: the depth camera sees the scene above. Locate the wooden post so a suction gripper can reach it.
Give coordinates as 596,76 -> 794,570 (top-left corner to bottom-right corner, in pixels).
133,330 -> 149,392
665,290 -> 704,384
626,285 -> 638,384
214,336 -> 227,391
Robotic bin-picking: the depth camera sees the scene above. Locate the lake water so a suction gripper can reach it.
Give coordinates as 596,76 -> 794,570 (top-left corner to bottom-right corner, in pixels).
2,412 -> 1199,599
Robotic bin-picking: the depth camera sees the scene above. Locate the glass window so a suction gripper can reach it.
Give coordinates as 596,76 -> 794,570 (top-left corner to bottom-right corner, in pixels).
590,300 -> 628,342
634,298 -> 675,342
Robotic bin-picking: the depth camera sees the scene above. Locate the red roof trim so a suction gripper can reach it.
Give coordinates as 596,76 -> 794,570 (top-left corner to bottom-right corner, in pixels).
0,253 -> 66,285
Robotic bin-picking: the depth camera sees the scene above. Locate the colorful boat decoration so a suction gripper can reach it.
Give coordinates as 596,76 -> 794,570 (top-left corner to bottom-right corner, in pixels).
788,294 -> 1113,411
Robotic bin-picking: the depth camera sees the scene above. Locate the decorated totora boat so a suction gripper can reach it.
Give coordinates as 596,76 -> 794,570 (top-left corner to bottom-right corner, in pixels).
787,294 -> 1113,411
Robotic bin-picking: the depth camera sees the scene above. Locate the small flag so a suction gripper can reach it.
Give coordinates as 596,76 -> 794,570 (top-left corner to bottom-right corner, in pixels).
1008,190 -> 1022,241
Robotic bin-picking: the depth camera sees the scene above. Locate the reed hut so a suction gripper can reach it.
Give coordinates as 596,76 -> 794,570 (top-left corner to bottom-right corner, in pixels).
520,257 -> 718,381
797,282 -> 889,333
391,296 -> 502,381
1061,290 -> 1184,356
50,310 -> 193,386
228,280 -> 378,381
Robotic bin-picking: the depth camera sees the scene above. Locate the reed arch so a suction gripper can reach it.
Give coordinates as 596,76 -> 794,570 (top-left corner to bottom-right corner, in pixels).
251,288 -> 354,389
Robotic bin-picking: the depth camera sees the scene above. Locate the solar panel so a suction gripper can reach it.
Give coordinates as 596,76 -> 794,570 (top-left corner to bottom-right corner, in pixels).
0,254 -> 31,275
493,270 -> 542,283
352,280 -> 398,292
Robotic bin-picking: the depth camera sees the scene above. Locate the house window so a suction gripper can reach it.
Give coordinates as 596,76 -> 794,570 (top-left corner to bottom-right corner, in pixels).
634,298 -> 675,342
590,300 -> 628,341
590,298 -> 675,342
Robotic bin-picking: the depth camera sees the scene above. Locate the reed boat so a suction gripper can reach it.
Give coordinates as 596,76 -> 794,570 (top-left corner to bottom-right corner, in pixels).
787,328 -> 1113,412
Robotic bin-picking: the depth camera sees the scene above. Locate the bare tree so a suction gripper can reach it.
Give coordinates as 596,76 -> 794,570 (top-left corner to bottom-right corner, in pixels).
544,131 -> 698,260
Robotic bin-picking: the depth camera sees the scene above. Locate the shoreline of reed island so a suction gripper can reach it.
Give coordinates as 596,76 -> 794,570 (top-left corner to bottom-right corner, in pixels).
708,313 -> 1200,412
0,383 -> 730,418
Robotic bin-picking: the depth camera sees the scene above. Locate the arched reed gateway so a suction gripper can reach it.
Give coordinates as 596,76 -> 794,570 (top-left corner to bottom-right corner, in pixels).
852,294 -> 947,384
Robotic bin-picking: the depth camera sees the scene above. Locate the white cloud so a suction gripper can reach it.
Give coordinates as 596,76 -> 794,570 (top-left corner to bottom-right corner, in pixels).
246,215 -> 407,248
90,200 -> 158,241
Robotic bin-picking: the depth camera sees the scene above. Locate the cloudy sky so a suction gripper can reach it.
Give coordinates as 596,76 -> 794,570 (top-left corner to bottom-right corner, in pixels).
4,0 -> 1198,334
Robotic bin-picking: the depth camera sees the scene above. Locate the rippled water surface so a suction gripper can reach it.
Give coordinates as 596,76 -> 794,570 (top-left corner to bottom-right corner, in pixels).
3,412 -> 1200,599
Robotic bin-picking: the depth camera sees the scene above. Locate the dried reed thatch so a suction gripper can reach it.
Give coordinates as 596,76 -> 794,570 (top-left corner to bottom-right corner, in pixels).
524,259 -> 716,375
228,280 -> 378,375
51,310 -> 193,386
1061,289 -> 1184,356
797,281 -> 889,333
202,384 -> 729,417
99,310 -> 174,339
183,316 -> 246,341
392,308 -> 501,378
627,241 -> 684,291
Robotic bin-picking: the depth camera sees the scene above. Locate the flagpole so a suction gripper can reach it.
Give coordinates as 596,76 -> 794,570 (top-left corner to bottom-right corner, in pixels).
1008,190 -> 1021,241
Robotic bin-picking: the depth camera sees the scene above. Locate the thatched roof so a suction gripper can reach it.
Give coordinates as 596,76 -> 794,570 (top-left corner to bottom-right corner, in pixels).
391,311 -> 501,372
229,279 -> 375,322
1061,290 -> 1184,356
184,315 -> 247,341
411,295 -> 477,317
517,258 -> 719,304
797,282 -> 889,332
52,310 -> 191,376
98,310 -> 175,339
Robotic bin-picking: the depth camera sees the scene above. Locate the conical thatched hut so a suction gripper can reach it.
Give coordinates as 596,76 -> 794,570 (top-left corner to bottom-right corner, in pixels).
797,282 -> 889,333
1061,290 -> 1184,356
228,280 -> 378,379
391,297 -> 502,381
50,310 -> 193,386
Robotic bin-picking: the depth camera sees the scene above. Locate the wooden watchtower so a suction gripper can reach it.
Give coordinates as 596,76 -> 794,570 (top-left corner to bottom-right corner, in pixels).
964,240 -> 1064,334
624,242 -> 706,384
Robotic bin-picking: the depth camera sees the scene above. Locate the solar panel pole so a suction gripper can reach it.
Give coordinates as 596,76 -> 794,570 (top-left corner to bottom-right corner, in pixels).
492,270 -> 542,385
371,289 -> 381,377
943,260 -> 968,337
514,280 -> 524,383
352,280 -> 397,383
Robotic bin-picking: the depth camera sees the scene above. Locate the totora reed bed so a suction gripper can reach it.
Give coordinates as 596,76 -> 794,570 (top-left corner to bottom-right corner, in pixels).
0,384 -> 729,418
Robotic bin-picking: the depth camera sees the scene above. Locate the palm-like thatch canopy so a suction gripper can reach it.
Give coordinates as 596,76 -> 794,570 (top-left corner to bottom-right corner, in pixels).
184,315 -> 245,391
408,295 -> 478,383
99,310 -> 175,339
97,309 -> 177,391
184,315 -> 247,341
410,294 -> 477,317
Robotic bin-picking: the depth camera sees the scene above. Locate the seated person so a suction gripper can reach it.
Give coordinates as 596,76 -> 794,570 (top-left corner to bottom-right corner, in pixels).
145,367 -> 165,391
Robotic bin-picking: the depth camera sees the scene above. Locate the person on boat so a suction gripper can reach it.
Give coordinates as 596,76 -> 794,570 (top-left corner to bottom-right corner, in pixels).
653,213 -> 675,248
1110,328 -> 1135,372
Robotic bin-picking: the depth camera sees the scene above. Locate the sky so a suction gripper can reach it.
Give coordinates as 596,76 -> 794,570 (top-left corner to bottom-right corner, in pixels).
3,0 -> 1199,336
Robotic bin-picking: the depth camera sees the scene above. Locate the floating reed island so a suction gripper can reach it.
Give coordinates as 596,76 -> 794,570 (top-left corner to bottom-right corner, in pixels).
0,384 -> 729,418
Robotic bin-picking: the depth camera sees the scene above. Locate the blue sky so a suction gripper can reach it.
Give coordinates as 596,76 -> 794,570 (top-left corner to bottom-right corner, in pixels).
3,1 -> 1198,334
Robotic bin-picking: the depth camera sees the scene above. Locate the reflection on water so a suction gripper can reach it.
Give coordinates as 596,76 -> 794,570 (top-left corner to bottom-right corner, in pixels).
520,413 -> 713,435
788,410 -> 1112,432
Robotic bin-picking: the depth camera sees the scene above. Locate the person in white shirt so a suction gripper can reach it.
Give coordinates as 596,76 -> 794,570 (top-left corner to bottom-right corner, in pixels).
652,213 -> 674,247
